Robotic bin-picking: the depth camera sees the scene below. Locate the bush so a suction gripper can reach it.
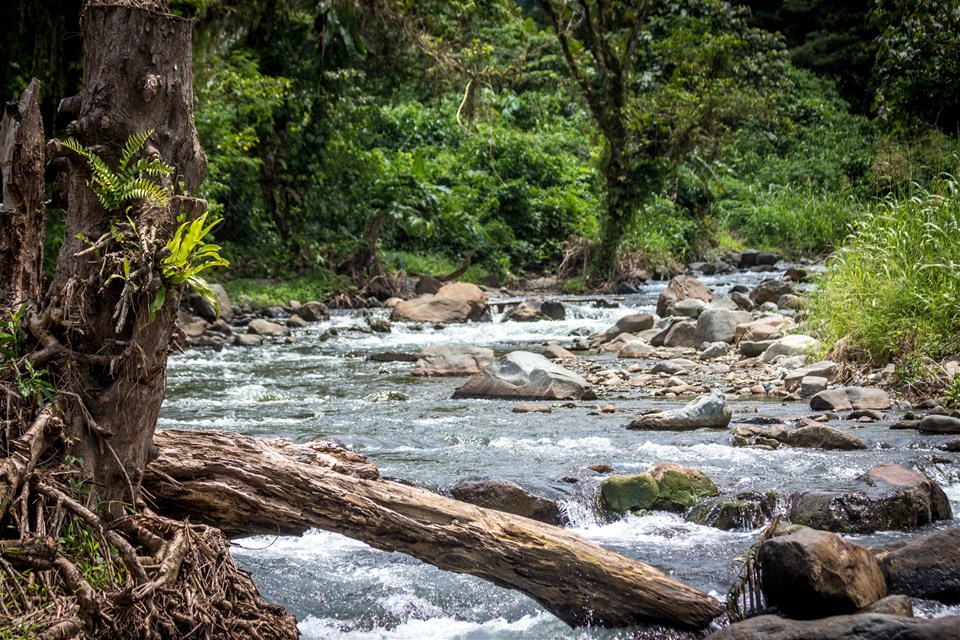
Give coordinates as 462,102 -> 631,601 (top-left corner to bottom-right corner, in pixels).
805,176 -> 960,365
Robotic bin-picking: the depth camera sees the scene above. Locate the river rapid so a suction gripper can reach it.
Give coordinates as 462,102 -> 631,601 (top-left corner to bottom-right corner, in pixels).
159,270 -> 960,639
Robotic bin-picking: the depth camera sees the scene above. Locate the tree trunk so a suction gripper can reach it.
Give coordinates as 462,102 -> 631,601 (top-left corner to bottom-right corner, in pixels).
145,428 -> 725,631
0,78 -> 46,309
40,1 -> 206,511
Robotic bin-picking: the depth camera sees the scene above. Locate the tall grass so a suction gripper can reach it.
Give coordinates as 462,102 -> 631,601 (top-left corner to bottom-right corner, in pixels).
806,176 -> 960,365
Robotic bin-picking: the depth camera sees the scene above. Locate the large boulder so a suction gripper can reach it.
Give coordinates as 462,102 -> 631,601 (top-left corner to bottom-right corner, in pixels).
782,422 -> 867,451
411,345 -> 495,376
449,477 -> 565,526
298,301 -> 330,322
452,351 -> 590,400
600,463 -> 719,513
761,334 -> 821,363
627,389 -> 731,431
790,464 -> 952,534
874,527 -> 960,604
656,275 -> 713,317
391,282 -> 488,323
749,279 -> 795,305
705,614 -> 960,640
810,387 -> 892,411
247,318 -> 288,337
760,527 -> 887,618
662,320 -> 698,348
694,308 -> 753,344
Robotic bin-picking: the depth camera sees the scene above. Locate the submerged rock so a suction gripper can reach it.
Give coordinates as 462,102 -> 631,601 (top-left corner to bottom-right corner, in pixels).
627,390 -> 732,431
689,490 -> 777,531
790,463 -> 952,534
760,526 -> 887,618
452,351 -> 590,400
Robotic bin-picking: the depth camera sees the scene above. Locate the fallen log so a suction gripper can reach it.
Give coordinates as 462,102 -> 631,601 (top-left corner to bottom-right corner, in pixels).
145,429 -> 724,630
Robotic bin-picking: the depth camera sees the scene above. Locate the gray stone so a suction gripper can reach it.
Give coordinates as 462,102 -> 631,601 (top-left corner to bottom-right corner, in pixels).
750,278 -> 794,305
739,340 -> 775,358
449,477 -> 565,526
233,334 -> 264,347
700,342 -> 730,360
705,614 -> 960,640
187,283 -> 233,323
651,359 -> 696,375
918,414 -> 960,434
810,387 -> 892,411
247,319 -> 288,337
505,299 -> 565,322
662,320 -> 698,348
298,301 -> 330,322
790,463 -> 952,534
512,403 -> 552,414
627,389 -> 731,431
669,298 -> 708,319
694,308 -> 753,344
800,376 -> 829,397
617,341 -> 655,359
730,291 -> 755,311
874,527 -> 960,604
412,345 -> 495,377
656,275 -> 713,317
452,351 -> 590,400
543,343 -> 577,361
761,334 -> 820,363
782,423 -> 867,450
760,527 -> 887,618
598,313 -> 655,342
286,314 -> 308,328
784,361 -> 838,392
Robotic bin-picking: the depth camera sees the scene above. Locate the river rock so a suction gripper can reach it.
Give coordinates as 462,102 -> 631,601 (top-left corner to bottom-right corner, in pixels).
651,359 -> 696,375
706,614 -> 960,640
784,361 -> 838,392
810,387 -> 892,411
800,376 -> 829,397
790,463 -> 952,534
760,527 -> 887,618
735,315 -> 792,343
662,320 -> 698,347
668,298 -> 708,319
505,299 -> 565,322
860,595 -> 914,616
782,423 -> 867,450
512,403 -> 552,414
449,477 -> 564,526
247,319 -> 288,337
627,389 -> 731,431
689,490 -> 777,530
597,313 -> 655,342
750,279 -> 795,305
656,275 -> 713,317
730,291 -> 755,311
874,527 -> 960,603
694,308 -> 753,344
286,314 -> 308,328
600,463 -> 719,513
298,301 -> 330,322
918,414 -> 960,434
452,351 -> 590,400
412,345 -> 495,376
543,343 -> 577,361
617,341 -> 655,359
739,340 -> 775,358
392,282 -> 488,324
761,335 -> 820,363
368,351 -> 419,363
233,334 -> 264,347
700,342 -> 729,360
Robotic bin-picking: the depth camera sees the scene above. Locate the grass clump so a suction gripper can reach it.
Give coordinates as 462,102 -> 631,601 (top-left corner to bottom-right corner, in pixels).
223,271 -> 352,308
806,175 -> 960,366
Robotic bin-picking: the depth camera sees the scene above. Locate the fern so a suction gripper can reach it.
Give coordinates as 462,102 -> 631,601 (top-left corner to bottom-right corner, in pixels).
62,130 -> 174,213
160,212 -> 229,318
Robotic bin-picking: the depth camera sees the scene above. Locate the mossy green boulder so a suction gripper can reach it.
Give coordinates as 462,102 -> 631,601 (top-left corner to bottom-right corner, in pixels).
600,463 -> 719,513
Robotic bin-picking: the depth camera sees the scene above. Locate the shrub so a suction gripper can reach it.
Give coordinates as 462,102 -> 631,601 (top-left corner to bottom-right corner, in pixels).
805,176 -> 960,365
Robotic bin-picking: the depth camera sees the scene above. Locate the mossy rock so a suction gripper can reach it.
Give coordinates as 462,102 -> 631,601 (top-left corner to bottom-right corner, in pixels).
646,463 -> 720,512
599,473 -> 660,513
689,490 -> 778,530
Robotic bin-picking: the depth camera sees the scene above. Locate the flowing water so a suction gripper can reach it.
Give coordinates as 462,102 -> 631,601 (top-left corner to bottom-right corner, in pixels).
159,271 -> 960,639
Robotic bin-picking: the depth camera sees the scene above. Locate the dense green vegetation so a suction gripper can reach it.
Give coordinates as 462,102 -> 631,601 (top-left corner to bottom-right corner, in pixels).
2,0 -> 958,367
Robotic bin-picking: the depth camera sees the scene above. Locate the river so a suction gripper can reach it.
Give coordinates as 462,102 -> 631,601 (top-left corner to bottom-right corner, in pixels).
159,270 -> 960,639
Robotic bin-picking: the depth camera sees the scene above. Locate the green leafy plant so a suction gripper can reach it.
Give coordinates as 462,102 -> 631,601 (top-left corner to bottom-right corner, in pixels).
160,212 -> 230,317
62,130 -> 174,212
0,305 -> 27,361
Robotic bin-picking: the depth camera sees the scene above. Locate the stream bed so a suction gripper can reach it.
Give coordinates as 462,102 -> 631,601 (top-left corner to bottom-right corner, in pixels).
159,271 -> 960,639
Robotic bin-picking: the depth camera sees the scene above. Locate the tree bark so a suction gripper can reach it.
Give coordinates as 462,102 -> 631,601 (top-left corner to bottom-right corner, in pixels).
40,2 -> 206,511
145,428 -> 725,631
0,78 -> 47,309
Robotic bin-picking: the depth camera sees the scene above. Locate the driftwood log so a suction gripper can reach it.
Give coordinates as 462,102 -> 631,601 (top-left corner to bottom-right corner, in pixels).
145,429 -> 724,630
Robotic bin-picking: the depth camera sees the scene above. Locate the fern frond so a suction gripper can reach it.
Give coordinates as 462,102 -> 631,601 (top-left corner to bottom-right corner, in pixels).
118,129 -> 153,173
120,178 -> 171,207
